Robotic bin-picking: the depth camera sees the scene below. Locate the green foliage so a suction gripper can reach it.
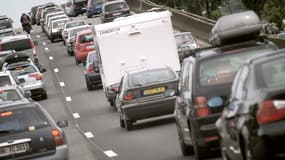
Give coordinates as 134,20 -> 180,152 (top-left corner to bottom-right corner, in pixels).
261,1 -> 285,28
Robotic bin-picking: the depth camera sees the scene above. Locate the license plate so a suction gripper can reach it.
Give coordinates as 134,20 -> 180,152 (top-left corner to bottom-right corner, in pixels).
86,45 -> 95,49
113,12 -> 122,16
144,87 -> 165,95
0,143 -> 30,156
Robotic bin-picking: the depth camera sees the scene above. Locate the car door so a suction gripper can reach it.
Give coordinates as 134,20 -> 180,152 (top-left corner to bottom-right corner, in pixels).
225,66 -> 249,160
175,61 -> 192,140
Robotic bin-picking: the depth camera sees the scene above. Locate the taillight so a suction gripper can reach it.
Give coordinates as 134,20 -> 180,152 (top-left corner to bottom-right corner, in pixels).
29,73 -> 42,80
194,96 -> 211,118
112,86 -> 119,93
52,129 -> 64,146
87,64 -> 94,73
257,100 -> 285,125
124,93 -> 135,101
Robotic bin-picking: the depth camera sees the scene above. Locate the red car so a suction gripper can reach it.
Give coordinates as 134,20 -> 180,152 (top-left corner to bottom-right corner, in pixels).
74,29 -> 96,65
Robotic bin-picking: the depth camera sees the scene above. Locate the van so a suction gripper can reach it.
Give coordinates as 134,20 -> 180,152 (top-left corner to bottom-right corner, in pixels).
94,11 -> 180,106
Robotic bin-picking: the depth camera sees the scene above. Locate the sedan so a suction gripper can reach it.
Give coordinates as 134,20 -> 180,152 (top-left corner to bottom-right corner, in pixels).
116,66 -> 179,130
84,51 -> 101,90
216,49 -> 285,160
101,0 -> 130,23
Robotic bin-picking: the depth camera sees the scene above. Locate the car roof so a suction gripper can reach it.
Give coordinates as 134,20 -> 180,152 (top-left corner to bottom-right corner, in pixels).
174,32 -> 193,36
104,0 -> 126,6
247,48 -> 285,65
69,25 -> 90,33
0,15 -> 8,20
52,18 -> 68,23
66,20 -> 86,25
77,29 -> 92,36
0,34 -> 31,43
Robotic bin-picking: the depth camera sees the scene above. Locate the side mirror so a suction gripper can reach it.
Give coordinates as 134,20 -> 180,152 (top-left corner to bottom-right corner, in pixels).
33,41 -> 38,46
57,120 -> 68,128
40,68 -> 47,73
24,90 -> 32,98
18,78 -> 25,83
208,97 -> 223,108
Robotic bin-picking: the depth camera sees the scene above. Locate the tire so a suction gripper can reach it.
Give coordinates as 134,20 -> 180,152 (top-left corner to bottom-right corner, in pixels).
109,99 -> 114,106
120,114 -> 125,128
176,124 -> 194,156
125,119 -> 133,131
242,138 -> 267,160
75,57 -> 80,65
85,77 -> 93,91
87,13 -> 92,18
63,40 -> 66,45
51,37 -> 54,43
192,130 -> 207,160
42,91 -> 48,100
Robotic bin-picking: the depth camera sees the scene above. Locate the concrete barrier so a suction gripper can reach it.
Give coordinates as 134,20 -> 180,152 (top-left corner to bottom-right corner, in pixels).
126,0 -> 285,48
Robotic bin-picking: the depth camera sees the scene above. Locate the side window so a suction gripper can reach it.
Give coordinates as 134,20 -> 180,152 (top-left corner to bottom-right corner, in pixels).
179,61 -> 190,91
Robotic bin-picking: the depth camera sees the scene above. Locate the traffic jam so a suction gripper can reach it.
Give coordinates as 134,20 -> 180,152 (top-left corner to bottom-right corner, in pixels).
0,0 -> 284,160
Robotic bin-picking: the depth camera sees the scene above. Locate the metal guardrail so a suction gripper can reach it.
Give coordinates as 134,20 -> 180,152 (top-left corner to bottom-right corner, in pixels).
126,0 -> 285,48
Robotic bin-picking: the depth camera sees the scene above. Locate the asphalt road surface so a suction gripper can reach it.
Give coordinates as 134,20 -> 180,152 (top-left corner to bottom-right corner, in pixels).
32,15 -> 219,160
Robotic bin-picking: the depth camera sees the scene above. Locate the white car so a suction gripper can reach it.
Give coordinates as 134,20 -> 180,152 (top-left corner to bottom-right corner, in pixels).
0,71 -> 18,87
48,18 -> 68,42
61,20 -> 88,45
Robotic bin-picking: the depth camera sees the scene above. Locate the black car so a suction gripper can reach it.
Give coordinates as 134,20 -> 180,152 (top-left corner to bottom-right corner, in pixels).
116,66 -> 179,130
0,100 -> 69,159
216,49 -> 285,160
84,51 -> 101,90
101,0 -> 130,23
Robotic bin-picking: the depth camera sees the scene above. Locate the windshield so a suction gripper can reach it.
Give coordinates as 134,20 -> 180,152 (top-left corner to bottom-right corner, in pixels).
199,46 -> 275,87
105,2 -> 127,12
66,21 -> 86,29
0,107 -> 49,134
0,19 -> 11,28
70,27 -> 90,37
256,56 -> 285,88
9,65 -> 37,77
128,68 -> 176,87
0,31 -> 14,38
0,76 -> 12,87
0,89 -> 21,101
1,39 -> 32,51
53,20 -> 67,29
175,33 -> 195,46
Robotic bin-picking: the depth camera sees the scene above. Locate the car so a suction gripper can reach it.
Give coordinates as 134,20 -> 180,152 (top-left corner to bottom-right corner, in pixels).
41,7 -> 62,32
0,100 -> 69,159
116,66 -> 179,130
174,32 -> 199,62
174,11 -> 279,159
45,14 -> 68,35
48,18 -> 68,42
216,49 -> 285,160
65,0 -> 88,17
74,29 -> 95,65
61,20 -> 88,45
0,34 -> 39,64
86,0 -> 104,18
2,52 -> 47,100
0,86 -> 32,103
66,25 -> 90,56
0,71 -> 18,87
277,31 -> 285,39
0,50 -> 15,68
0,15 -> 13,30
44,11 -> 65,29
30,5 -> 44,25
35,6 -> 45,25
0,28 -> 15,39
101,0 -> 130,23
84,51 -> 101,90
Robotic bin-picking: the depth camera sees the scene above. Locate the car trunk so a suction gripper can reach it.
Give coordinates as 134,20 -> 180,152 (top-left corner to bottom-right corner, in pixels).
0,127 -> 56,159
79,42 -> 95,52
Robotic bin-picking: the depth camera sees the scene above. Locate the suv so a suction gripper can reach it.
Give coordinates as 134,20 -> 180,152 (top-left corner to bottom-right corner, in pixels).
0,15 -> 13,30
174,11 -> 279,159
101,0 -> 130,23
0,34 -> 39,64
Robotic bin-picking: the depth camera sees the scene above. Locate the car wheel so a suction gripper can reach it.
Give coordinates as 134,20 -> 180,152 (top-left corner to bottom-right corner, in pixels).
51,38 -> 54,43
221,147 -> 230,160
87,14 -> 92,18
176,123 -> 194,156
42,91 -> 48,100
75,57 -> 80,65
63,40 -> 66,45
192,131 -> 207,160
124,119 -> 133,131
243,139 -> 267,160
109,99 -> 114,106
120,114 -> 125,128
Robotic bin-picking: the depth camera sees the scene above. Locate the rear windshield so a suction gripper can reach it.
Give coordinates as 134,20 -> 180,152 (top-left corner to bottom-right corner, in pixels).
66,21 -> 86,29
105,2 -> 127,12
0,76 -> 12,87
0,89 -> 21,101
199,46 -> 275,87
70,27 -> 90,37
9,65 -> 37,77
175,33 -> 195,46
80,33 -> 93,43
0,107 -> 49,135
0,19 -> 11,28
1,39 -> 32,51
128,68 -> 176,87
53,20 -> 67,29
93,0 -> 104,3
256,56 -> 285,88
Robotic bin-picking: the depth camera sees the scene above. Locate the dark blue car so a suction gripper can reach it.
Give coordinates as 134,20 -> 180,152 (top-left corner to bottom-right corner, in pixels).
87,0 -> 104,18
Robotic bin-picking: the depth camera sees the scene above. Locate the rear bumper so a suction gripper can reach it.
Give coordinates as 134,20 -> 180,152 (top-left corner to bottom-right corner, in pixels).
51,31 -> 62,39
32,145 -> 69,160
85,73 -> 101,85
23,81 -> 46,97
122,96 -> 176,120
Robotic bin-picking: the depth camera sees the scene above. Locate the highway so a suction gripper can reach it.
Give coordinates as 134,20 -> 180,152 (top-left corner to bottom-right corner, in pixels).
33,15 -> 219,160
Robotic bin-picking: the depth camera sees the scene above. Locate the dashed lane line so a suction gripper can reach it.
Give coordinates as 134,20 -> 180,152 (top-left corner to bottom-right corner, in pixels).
44,47 -> 49,52
65,96 -> 72,102
54,68 -> 59,73
43,42 -> 46,45
59,82 -> 65,87
72,113 -> 80,119
49,56 -> 53,60
84,132 -> 94,139
104,150 -> 118,158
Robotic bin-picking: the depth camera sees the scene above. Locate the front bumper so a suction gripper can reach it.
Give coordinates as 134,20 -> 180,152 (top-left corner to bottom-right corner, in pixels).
121,96 -> 176,121
85,73 -> 101,85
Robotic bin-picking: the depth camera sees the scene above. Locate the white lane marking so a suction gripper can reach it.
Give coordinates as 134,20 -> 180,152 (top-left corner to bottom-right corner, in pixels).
65,97 -> 72,102
44,47 -> 49,51
84,132 -> 94,139
54,68 -> 59,73
59,82 -> 65,87
49,56 -> 53,60
36,35 -> 40,38
72,113 -> 80,119
43,42 -> 46,45
104,150 -> 118,158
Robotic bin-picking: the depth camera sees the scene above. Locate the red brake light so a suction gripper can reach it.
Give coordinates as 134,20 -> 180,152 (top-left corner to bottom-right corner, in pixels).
257,100 -> 285,125
194,96 -> 210,118
87,65 -> 94,73
29,73 -> 42,80
52,129 -> 64,146
0,111 -> 13,117
124,93 -> 135,101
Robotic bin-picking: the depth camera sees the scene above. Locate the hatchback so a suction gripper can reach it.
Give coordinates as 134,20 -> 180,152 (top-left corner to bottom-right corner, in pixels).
84,51 -> 101,90
116,66 -> 179,130
66,25 -> 90,56
217,49 -> 285,160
